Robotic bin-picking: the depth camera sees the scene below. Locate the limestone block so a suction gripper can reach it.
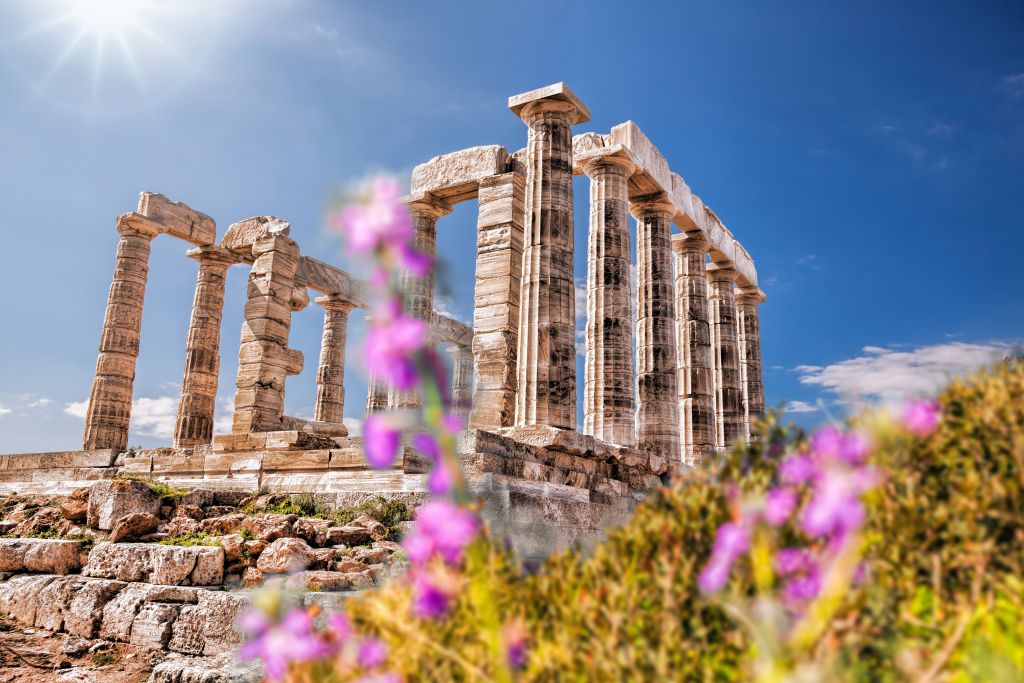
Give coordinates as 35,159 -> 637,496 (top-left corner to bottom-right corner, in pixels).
137,192 -> 216,246
608,121 -> 672,196
0,574 -> 59,624
411,145 -> 509,201
109,511 -> 160,542
0,538 -> 82,574
87,479 -> 161,531
130,602 -> 181,649
99,583 -> 199,642
63,578 -> 128,638
84,543 -> 224,586
256,537 -> 314,573
199,513 -> 246,535
220,215 -> 290,253
240,514 -> 294,542
508,82 -> 591,123
167,590 -> 249,656
295,256 -> 370,302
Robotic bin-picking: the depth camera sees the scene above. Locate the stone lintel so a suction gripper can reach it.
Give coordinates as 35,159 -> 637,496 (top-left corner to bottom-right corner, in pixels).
186,244 -> 239,266
220,216 -> 291,254
431,313 -> 472,347
296,256 -> 370,303
736,287 -> 768,304
314,293 -> 358,311
508,82 -> 591,124
115,212 -> 162,238
403,192 -> 452,218
410,145 -> 510,202
137,192 -> 217,246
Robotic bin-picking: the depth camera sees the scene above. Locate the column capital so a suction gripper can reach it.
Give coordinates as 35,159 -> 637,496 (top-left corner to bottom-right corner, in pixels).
187,244 -> 238,267
629,193 -> 676,220
671,231 -> 710,253
403,192 -> 451,219
508,82 -> 591,125
115,212 -> 161,239
706,263 -> 739,283
314,293 -> 358,312
736,287 -> 767,304
577,144 -> 636,177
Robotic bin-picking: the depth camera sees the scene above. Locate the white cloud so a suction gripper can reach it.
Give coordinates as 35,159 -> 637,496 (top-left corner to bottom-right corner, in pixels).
0,405 -> 12,416
214,396 -> 235,434
784,400 -> 819,414
27,398 -> 53,408
796,341 -> 1017,408
343,417 -> 363,436
1005,73 -> 1024,98
434,295 -> 471,326
130,396 -> 180,439
64,401 -> 88,419
574,279 -> 587,322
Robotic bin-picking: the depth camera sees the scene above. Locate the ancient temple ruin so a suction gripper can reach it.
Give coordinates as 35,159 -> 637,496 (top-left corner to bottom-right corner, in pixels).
1,83 -> 765,551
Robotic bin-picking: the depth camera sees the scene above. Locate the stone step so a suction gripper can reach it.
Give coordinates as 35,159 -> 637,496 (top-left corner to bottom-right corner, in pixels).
0,538 -> 83,575
84,542 -> 224,586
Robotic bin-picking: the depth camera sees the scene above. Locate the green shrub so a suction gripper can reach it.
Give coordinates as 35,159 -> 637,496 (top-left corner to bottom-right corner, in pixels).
159,532 -> 220,547
244,495 -> 413,536
340,362 -> 1024,681
117,475 -> 191,499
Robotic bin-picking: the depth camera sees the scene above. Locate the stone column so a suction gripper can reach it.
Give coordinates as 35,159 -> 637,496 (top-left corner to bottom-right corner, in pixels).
232,234 -> 305,433
708,264 -> 744,448
83,217 -> 159,451
631,195 -> 680,459
736,287 -> 767,440
470,173 -> 525,431
313,295 -> 355,431
508,83 -> 589,429
580,148 -> 636,446
448,345 -> 474,424
366,374 -> 389,416
394,193 -> 451,411
673,234 -> 716,465
173,245 -> 235,447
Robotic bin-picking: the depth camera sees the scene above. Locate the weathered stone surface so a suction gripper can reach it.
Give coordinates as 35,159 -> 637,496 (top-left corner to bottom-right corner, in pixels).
220,215 -> 290,252
0,538 -> 82,574
411,145 -> 509,201
256,537 -> 313,573
84,542 -> 224,586
294,517 -> 332,546
87,479 -> 161,531
349,514 -> 386,541
150,652 -> 262,683
60,495 -> 89,522
138,192 -> 217,246
110,511 -> 161,542
168,590 -> 249,656
324,525 -> 372,547
200,513 -> 246,535
241,514 -> 294,542
99,582 -> 200,642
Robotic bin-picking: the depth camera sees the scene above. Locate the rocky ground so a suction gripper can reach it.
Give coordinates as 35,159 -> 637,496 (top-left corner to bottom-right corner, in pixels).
0,479 -> 416,681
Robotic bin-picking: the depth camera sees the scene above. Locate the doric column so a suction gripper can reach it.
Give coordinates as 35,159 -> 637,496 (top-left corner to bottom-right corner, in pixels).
736,287 -> 767,440
232,234 -> 305,433
470,172 -> 525,431
83,217 -> 159,451
673,234 -> 716,465
708,264 -> 744,448
630,195 -> 680,459
395,193 -> 451,411
313,295 -> 356,431
508,83 -> 590,429
366,374 -> 389,416
579,147 -> 636,446
173,245 -> 235,447
448,345 -> 474,424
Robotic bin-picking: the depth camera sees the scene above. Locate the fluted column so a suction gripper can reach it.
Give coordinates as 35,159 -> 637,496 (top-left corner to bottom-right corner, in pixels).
509,84 -> 589,429
708,264 -> 743,448
470,172 -> 525,430
366,374 -> 389,416
631,195 -> 680,459
83,217 -> 159,451
313,295 -> 355,431
673,234 -> 715,465
580,148 -> 635,445
395,193 -> 451,411
173,245 -> 235,447
448,345 -> 474,424
736,287 -> 767,441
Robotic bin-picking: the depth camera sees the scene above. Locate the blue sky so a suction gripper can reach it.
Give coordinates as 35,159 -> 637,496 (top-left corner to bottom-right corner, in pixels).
0,0 -> 1022,452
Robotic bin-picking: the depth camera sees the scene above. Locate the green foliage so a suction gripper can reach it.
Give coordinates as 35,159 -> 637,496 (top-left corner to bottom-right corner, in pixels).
244,495 -> 412,537
91,651 -> 118,666
1,528 -> 96,551
159,532 -> 220,547
339,362 -> 1024,681
117,475 -> 191,499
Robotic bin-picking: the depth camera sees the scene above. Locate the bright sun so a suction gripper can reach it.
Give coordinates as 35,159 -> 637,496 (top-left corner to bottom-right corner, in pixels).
72,0 -> 145,36
0,0 -> 228,113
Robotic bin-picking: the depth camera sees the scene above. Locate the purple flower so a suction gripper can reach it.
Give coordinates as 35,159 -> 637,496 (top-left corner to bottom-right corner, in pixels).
774,547 -> 814,576
358,638 -> 388,669
365,313 -> 427,390
364,415 -> 401,469
764,487 -> 797,526
443,413 -> 464,433
399,243 -> 434,277
411,432 -> 439,459
783,568 -> 822,605
404,500 -> 478,565
902,399 -> 941,437
412,570 -> 452,619
812,426 -> 871,465
337,177 -> 413,254
800,470 -> 866,539
698,522 -> 750,593
428,459 -> 454,495
779,453 -> 817,485
238,608 -> 330,681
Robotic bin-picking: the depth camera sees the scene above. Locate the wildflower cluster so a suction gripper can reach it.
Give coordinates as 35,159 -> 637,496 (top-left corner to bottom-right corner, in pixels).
238,176 -> 518,681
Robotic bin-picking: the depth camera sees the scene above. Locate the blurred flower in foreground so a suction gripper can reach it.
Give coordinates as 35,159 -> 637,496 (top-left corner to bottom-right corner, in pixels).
238,608 -> 330,681
901,399 -> 941,437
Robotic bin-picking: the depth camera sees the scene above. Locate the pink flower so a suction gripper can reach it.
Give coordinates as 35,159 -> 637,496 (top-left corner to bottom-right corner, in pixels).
357,638 -> 388,669
364,415 -> 401,469
800,468 -> 869,539
365,314 -> 427,390
399,242 -> 434,277
337,177 -> 413,254
901,399 -> 941,437
412,570 -> 453,619
698,522 -> 750,593
412,433 -> 454,495
782,567 -> 822,605
764,487 -> 797,526
779,453 -> 817,485
812,426 -> 871,465
238,608 -> 330,681
774,547 -> 814,576
403,500 -> 478,565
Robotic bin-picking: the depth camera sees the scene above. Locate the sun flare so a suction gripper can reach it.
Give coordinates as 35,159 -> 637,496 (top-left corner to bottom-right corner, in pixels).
71,0 -> 145,36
